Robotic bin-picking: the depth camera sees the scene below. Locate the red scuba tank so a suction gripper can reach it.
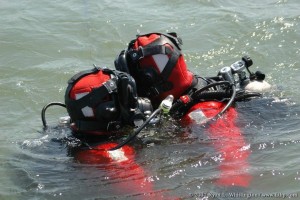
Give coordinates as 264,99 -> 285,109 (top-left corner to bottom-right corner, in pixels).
182,101 -> 252,187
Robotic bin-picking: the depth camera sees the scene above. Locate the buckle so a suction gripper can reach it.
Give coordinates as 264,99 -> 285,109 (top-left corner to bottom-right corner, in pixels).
103,79 -> 117,94
128,47 -> 144,61
138,46 -> 144,58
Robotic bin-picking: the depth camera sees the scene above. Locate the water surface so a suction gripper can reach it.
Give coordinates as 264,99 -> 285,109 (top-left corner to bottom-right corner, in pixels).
1,0 -> 300,199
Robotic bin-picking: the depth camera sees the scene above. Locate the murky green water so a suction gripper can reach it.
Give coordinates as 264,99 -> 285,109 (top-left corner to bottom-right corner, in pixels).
1,0 -> 300,199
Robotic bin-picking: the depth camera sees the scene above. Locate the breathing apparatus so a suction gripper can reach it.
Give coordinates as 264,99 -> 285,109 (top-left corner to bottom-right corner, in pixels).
170,56 -> 266,120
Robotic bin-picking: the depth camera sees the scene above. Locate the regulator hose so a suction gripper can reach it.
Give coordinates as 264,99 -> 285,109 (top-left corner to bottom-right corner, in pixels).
192,82 -> 237,123
41,102 -> 66,128
193,90 -> 230,101
234,92 -> 261,101
214,84 -> 236,119
191,81 -> 230,99
109,95 -> 173,151
109,107 -> 162,151
193,88 -> 261,102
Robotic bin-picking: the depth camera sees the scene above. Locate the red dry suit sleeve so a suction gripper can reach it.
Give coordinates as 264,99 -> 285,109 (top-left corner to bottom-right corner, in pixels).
75,143 -> 179,199
184,101 -> 252,187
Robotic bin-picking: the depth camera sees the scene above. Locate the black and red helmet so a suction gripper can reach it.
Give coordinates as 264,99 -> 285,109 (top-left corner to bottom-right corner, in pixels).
115,32 -> 195,107
64,66 -> 152,136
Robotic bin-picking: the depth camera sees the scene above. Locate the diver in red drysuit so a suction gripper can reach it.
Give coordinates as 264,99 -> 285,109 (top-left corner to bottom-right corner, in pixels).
113,32 -> 271,188
59,32 -> 271,198
62,66 -> 178,199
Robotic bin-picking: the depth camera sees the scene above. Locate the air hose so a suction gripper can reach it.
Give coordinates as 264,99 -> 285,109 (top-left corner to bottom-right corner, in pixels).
109,95 -> 174,151
192,81 -> 230,99
41,102 -> 66,128
170,81 -> 233,119
193,82 -> 237,123
170,81 -> 237,123
213,84 -> 236,119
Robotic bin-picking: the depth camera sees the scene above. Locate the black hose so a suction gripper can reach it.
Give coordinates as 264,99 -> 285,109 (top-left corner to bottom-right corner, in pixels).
189,82 -> 237,124
109,107 -> 162,151
194,89 -> 261,102
207,84 -> 237,123
193,90 -> 230,101
170,81 -> 232,120
235,92 -> 261,101
192,81 -> 230,99
217,84 -> 236,117
41,102 -> 66,128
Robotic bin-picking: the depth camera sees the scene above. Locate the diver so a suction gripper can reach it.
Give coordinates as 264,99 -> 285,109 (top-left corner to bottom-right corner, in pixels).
113,32 -> 272,188
40,62 -> 180,200
114,32 -> 271,126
